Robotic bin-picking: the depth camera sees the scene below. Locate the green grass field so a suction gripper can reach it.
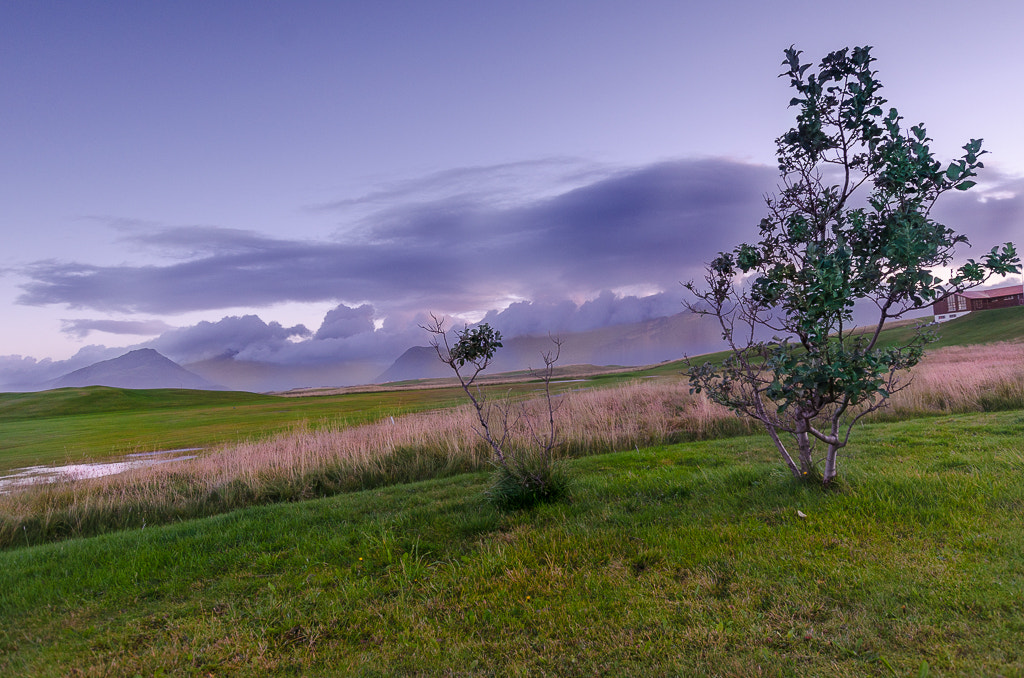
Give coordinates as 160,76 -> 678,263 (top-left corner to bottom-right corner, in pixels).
3,306 -> 1021,474
666,305 -> 1024,375
0,385 -> 475,472
0,371 -> 637,474
1,410 -> 1023,676
876,305 -> 1024,350
1,307 -> 1022,674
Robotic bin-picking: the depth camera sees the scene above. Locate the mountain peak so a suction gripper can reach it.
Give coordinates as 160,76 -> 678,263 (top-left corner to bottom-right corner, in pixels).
50,349 -> 224,391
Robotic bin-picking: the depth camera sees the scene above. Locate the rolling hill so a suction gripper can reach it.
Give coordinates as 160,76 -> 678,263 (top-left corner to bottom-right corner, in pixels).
377,311 -> 722,383
25,307 -> 1024,394
49,348 -> 223,391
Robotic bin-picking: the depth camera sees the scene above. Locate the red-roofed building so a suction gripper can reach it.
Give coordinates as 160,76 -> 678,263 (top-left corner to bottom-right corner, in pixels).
932,284 -> 1024,323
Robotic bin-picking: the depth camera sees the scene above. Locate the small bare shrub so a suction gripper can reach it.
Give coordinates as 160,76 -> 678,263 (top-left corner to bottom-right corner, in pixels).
422,316 -> 569,509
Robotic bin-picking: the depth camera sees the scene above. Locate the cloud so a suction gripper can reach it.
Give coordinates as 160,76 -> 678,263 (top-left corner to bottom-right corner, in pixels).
0,355 -> 62,389
120,224 -> 281,259
480,290 -> 684,337
314,303 -> 376,340
311,157 -> 601,212
9,157 -> 1019,390
15,158 -> 776,317
149,315 -> 312,364
141,306 -> 424,369
930,169 -> 1024,267
60,318 -> 174,338
0,344 -> 127,390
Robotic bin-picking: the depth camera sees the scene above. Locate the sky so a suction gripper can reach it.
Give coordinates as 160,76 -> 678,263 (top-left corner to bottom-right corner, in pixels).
1,1 -> 1022,387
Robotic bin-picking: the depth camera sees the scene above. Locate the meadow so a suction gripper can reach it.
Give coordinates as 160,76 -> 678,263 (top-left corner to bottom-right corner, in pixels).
0,384 -> 473,472
2,335 -> 1023,550
0,309 -> 1023,675
2,409 -> 1023,676
3,306 -> 1020,474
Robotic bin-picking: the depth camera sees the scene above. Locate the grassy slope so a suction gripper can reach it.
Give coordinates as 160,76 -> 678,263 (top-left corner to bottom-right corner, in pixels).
880,305 -> 1024,349
0,386 -> 470,472
644,305 -> 1024,377
2,410 -> 1023,676
3,306 -> 1021,473
0,386 -> 274,419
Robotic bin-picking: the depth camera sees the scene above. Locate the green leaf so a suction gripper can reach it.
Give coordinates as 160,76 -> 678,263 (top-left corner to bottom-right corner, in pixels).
955,180 -> 977,191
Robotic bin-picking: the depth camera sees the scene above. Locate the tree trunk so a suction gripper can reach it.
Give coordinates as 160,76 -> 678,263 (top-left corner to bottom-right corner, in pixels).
823,444 -> 840,484
752,395 -> 803,479
761,419 -> 802,479
795,420 -> 814,478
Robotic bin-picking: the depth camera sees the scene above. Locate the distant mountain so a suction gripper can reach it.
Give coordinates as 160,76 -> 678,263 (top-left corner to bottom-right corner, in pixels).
189,310 -> 723,391
50,348 -> 223,391
34,312 -> 722,393
376,346 -> 452,383
376,311 -> 723,383
184,354 -> 385,393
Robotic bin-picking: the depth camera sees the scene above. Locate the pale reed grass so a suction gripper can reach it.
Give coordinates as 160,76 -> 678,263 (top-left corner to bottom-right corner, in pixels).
878,341 -> 1024,418
2,341 -> 1021,547
0,380 -> 737,546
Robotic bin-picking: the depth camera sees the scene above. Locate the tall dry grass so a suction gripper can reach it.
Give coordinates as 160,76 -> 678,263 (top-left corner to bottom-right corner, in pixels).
2,340 -> 1022,548
876,341 -> 1024,418
0,380 -> 743,547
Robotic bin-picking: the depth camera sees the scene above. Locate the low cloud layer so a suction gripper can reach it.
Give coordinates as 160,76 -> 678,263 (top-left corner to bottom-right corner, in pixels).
480,290 -> 685,338
60,318 -> 174,338
149,315 -> 312,363
315,304 -> 376,340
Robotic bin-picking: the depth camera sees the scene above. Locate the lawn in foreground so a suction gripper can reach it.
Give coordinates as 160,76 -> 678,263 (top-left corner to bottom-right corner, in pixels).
1,410 -> 1023,677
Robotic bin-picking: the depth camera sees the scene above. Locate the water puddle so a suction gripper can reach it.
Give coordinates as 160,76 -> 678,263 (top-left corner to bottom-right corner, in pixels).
0,448 -> 201,493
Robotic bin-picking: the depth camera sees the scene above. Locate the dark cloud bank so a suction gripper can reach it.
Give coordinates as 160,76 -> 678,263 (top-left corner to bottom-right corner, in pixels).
18,159 -> 773,314
5,158 -> 1022,391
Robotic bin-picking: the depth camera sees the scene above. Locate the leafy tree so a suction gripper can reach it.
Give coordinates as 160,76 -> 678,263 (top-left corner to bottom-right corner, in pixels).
685,46 -> 1020,485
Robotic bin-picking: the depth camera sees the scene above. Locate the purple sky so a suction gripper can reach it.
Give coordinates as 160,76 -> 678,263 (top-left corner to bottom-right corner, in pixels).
2,1 -> 1022,386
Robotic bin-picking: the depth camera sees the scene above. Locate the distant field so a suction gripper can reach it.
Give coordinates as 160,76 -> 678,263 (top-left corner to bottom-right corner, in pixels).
2,305 -> 1021,473
0,386 -> 470,472
874,305 -> 1024,349
667,305 -> 1024,373
0,376 -> 625,473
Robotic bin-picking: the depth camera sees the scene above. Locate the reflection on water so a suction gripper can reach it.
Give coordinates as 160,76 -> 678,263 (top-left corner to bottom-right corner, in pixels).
0,448 -> 201,493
